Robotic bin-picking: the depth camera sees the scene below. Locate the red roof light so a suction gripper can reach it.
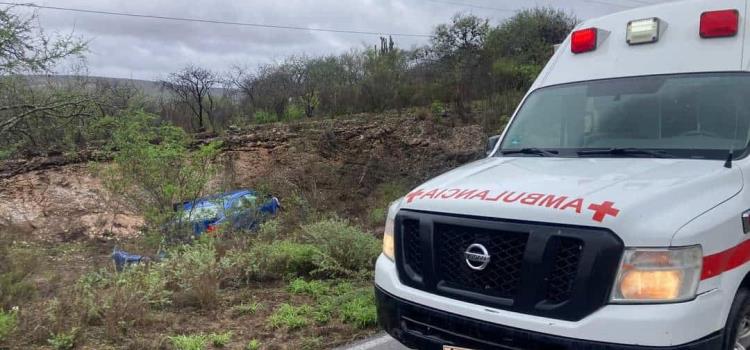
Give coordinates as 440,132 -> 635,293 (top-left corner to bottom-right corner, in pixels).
571,28 -> 598,54
700,9 -> 739,38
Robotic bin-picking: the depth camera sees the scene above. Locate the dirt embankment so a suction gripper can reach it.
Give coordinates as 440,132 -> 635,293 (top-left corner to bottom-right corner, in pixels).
0,114 -> 485,242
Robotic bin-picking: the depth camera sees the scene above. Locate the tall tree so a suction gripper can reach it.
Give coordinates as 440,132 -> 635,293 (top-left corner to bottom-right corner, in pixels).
162,65 -> 218,131
0,7 -> 85,75
430,14 -> 490,116
0,6 -> 89,157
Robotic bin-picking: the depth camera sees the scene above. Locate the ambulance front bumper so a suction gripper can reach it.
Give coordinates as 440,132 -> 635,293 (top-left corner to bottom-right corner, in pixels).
375,255 -> 725,349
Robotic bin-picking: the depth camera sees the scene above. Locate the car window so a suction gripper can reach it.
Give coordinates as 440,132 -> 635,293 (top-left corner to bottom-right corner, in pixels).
232,194 -> 257,211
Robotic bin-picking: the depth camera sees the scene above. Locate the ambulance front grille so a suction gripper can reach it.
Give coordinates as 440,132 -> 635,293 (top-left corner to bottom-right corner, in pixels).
434,223 -> 528,299
395,210 -> 623,321
402,218 -> 423,276
544,237 -> 584,304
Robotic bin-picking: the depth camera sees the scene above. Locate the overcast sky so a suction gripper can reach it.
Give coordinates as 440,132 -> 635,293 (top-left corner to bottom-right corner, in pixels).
12,0 -> 670,80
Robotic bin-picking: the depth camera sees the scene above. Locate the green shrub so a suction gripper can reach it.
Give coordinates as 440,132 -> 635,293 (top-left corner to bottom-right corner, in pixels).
100,112 -> 221,238
267,303 -> 311,330
246,339 -> 262,350
222,240 -> 344,282
0,146 -> 14,161
278,280 -> 377,330
374,182 -> 408,204
231,301 -> 264,317
283,103 -> 305,121
369,181 -> 408,226
300,336 -> 323,350
47,328 -> 78,350
368,207 -> 386,226
298,218 -> 381,275
287,278 -> 328,297
168,334 -> 208,350
257,219 -> 281,242
431,100 -> 446,117
165,239 -> 221,309
208,331 -> 233,348
0,244 -> 37,309
254,110 -> 278,124
0,308 -> 18,342
339,289 -> 378,329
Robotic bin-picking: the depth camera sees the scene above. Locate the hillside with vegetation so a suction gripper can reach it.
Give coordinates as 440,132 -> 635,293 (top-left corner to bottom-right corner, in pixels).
0,5 -> 577,350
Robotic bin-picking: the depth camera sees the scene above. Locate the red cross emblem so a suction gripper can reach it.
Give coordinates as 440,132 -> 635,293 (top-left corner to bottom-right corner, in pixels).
405,189 -> 425,203
587,201 -> 620,222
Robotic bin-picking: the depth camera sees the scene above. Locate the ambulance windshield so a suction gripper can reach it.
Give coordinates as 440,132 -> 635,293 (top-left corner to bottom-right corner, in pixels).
500,72 -> 750,160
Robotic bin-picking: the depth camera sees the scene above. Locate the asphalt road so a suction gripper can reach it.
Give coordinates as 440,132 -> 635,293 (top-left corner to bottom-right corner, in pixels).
337,333 -> 409,350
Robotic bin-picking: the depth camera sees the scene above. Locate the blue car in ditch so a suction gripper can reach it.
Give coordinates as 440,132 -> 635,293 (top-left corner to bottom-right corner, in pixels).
173,189 -> 281,236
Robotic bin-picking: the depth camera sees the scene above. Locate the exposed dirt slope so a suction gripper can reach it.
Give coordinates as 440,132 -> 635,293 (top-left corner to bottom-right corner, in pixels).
0,114 -> 485,242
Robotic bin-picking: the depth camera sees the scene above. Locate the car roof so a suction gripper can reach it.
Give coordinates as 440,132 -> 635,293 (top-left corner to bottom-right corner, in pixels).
181,189 -> 256,210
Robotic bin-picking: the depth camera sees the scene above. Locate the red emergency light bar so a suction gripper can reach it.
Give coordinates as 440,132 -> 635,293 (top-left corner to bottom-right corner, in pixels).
571,27 -> 598,54
700,9 -> 739,38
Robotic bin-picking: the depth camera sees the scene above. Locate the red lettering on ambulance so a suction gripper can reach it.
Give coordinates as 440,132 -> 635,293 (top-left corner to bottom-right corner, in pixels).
484,191 -> 507,202
470,190 -> 490,200
559,198 -> 584,213
455,189 -> 478,199
434,189 -> 448,198
421,188 -> 439,199
441,189 -> 460,198
538,195 -> 568,209
503,192 -> 527,203
405,189 -> 425,203
520,193 -> 544,206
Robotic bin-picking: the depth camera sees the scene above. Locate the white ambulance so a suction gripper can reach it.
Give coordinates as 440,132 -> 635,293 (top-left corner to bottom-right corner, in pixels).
375,0 -> 750,349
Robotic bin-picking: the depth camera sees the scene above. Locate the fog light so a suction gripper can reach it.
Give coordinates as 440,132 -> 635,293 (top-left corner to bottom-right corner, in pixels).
627,18 -> 660,45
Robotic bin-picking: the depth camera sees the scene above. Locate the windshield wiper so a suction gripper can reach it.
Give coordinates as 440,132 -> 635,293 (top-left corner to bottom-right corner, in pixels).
501,148 -> 559,157
576,148 -> 673,158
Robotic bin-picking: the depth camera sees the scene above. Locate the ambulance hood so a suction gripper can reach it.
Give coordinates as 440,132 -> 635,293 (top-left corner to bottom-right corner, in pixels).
399,157 -> 743,246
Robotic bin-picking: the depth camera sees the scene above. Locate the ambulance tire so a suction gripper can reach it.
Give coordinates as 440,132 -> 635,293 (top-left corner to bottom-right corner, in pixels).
723,287 -> 750,350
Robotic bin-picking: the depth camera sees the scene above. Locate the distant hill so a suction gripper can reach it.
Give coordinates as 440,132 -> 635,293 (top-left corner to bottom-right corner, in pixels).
22,75 -> 229,97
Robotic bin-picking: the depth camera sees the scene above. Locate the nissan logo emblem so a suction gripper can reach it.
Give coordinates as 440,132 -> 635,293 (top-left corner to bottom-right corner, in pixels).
464,243 -> 491,271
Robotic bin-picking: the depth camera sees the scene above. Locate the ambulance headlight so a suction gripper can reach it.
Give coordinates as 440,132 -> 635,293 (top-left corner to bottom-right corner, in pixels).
611,246 -> 702,303
382,200 -> 401,261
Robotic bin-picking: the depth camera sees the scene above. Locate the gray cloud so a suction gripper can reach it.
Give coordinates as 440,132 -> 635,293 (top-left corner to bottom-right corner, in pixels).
21,0 -> 670,79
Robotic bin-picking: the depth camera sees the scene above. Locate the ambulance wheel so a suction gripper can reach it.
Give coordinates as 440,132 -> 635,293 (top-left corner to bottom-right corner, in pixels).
725,288 -> 750,350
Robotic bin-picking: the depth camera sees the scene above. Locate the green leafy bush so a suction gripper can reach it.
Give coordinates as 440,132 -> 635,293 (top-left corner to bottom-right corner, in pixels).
368,207 -> 386,227
246,339 -> 262,350
230,301 -> 264,317
253,110 -> 278,124
0,308 -> 18,342
369,181 -> 408,226
75,266 -> 169,340
431,100 -> 446,117
257,219 -> 281,242
283,103 -> 305,121
100,112 -> 221,241
298,218 -> 380,275
0,243 -> 37,310
47,328 -> 78,350
267,303 -> 311,330
300,336 -> 323,350
168,334 -> 208,350
339,289 -> 378,329
222,240 -> 343,282
208,331 -> 233,348
287,278 -> 328,297
164,239 -> 222,309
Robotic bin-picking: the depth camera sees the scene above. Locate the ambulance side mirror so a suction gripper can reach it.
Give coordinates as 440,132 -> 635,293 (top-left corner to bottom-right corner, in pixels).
486,135 -> 501,156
